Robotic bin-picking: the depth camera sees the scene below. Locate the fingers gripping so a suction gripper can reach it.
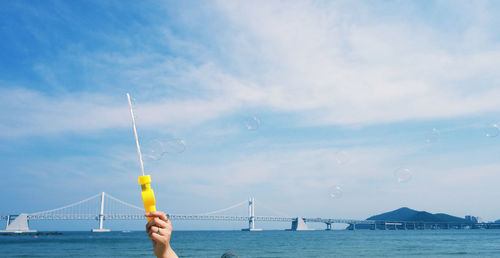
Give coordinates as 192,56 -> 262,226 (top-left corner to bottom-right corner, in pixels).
145,212 -> 172,243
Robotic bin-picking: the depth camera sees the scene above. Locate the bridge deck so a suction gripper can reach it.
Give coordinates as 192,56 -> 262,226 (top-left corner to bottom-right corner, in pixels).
5,214 -> 369,224
23,214 -> 297,221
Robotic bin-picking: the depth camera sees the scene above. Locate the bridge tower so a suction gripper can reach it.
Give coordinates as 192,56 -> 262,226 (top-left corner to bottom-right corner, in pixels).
242,197 -> 262,231
249,197 -> 254,230
92,192 -> 110,232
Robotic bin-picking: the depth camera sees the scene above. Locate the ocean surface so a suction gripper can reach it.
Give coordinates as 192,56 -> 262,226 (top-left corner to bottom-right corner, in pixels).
2,230 -> 500,257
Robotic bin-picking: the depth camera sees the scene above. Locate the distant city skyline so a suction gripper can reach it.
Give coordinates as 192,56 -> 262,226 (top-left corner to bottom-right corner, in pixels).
1,0 -> 500,230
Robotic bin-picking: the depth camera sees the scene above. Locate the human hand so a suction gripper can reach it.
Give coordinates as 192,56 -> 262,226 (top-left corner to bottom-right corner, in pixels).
145,211 -> 178,258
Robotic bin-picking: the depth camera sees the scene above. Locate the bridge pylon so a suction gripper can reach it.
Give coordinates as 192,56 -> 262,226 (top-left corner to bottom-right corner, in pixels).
92,192 -> 110,232
242,197 -> 262,231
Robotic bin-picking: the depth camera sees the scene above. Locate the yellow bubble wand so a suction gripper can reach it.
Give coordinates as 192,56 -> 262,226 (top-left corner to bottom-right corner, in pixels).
126,93 -> 156,221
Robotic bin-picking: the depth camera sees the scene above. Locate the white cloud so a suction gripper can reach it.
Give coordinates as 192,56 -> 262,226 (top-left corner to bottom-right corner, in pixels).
0,88 -> 126,137
0,87 -> 239,137
211,0 -> 500,125
3,1 -> 500,135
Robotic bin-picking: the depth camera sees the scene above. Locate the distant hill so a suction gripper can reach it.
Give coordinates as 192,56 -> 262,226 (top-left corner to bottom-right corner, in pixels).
367,207 -> 470,223
434,213 -> 470,223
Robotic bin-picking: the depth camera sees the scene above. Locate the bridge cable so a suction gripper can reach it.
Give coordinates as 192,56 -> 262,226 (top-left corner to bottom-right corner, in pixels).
29,193 -> 102,215
105,193 -> 144,212
255,200 -> 293,218
196,200 -> 248,216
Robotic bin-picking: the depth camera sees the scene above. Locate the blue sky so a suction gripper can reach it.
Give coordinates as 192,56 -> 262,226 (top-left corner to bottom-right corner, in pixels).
1,0 -> 500,231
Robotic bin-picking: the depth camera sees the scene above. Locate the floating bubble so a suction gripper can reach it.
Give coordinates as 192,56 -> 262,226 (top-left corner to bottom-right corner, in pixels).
245,116 -> 261,130
142,138 -> 165,161
221,251 -> 239,258
142,136 -> 186,161
424,128 -> 440,143
394,168 -> 412,183
335,151 -> 350,165
163,138 -> 186,154
484,123 -> 500,138
328,185 -> 343,199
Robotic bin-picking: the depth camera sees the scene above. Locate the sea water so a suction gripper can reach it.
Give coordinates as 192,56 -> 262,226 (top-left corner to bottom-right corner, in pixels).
2,230 -> 500,257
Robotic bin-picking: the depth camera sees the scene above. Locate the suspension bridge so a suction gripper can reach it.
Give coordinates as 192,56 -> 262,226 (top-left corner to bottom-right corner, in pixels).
0,192 -> 373,233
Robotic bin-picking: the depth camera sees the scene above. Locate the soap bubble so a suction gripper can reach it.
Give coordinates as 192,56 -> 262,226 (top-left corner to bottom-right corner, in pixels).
484,123 -> 500,137
394,168 -> 412,183
335,151 -> 350,165
245,116 -> 261,130
142,136 -> 186,161
221,251 -> 239,258
142,138 -> 165,161
424,128 -> 440,143
328,185 -> 343,199
163,138 -> 186,154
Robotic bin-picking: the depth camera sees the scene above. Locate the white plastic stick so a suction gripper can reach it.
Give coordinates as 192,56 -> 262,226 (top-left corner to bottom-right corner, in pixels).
126,93 -> 145,177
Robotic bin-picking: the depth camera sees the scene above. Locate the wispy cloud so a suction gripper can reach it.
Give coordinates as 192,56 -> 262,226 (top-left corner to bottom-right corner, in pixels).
212,0 -> 500,125
3,1 -> 500,138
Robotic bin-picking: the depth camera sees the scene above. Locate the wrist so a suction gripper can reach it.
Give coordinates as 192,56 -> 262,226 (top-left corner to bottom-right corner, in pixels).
159,246 -> 176,258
